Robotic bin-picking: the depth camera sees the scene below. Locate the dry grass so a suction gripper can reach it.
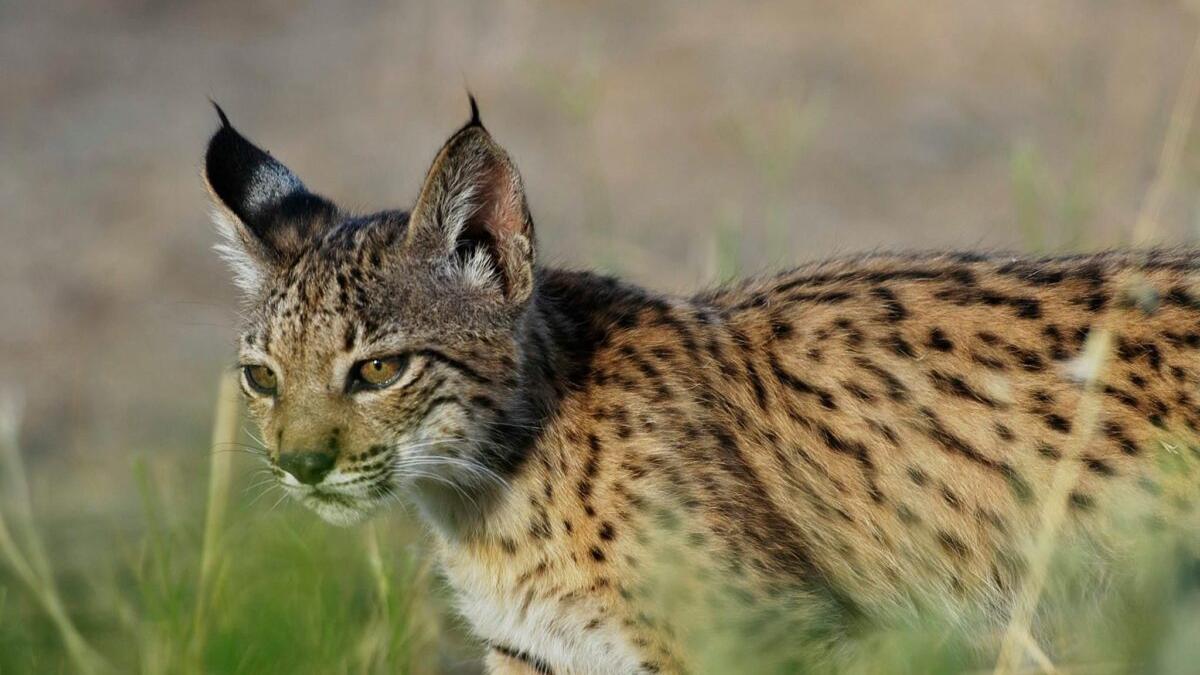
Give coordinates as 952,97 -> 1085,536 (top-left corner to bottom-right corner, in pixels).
996,19 -> 1200,674
0,392 -> 111,674
188,370 -> 241,668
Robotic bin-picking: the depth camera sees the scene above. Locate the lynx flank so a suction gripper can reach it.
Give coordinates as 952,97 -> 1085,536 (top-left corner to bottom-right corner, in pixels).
205,102 -> 1199,674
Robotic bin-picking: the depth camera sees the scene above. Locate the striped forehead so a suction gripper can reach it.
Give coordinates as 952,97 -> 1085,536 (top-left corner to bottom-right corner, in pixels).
238,213 -> 416,361
243,254 -> 380,358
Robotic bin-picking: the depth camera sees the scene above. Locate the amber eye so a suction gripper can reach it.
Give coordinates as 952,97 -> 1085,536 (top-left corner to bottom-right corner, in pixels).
242,365 -> 278,395
351,356 -> 408,391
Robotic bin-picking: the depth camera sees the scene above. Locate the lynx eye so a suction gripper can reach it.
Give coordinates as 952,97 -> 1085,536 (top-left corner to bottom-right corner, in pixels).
242,365 -> 278,396
350,356 -> 409,391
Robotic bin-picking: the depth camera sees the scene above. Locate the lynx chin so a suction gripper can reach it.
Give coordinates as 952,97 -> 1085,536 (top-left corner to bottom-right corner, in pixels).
205,100 -> 1199,674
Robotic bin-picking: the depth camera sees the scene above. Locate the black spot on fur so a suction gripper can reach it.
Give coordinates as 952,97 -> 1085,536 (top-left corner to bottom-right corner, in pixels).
492,644 -> 553,675
896,504 -> 922,525
892,331 -> 916,357
1069,492 -> 1095,511
1007,345 -> 1045,372
1083,292 -> 1108,313
941,486 -> 963,511
843,381 -> 874,402
919,407 -> 1032,502
1082,456 -> 1116,477
937,532 -> 970,558
871,286 -> 908,321
1012,297 -> 1042,319
927,328 -> 954,352
1036,443 -> 1062,460
1165,285 -> 1200,310
854,358 -> 910,402
1103,385 -> 1142,412
1044,414 -> 1072,434
995,423 -> 1014,441
1103,421 -> 1140,455
929,371 -> 1002,408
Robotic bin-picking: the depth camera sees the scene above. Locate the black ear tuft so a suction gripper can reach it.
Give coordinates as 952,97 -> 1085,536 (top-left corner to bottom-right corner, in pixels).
210,99 -> 231,128
467,93 -> 482,128
203,106 -> 336,255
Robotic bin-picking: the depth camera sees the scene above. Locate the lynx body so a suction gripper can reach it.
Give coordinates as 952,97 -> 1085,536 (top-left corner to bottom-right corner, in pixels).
204,104 -> 1200,673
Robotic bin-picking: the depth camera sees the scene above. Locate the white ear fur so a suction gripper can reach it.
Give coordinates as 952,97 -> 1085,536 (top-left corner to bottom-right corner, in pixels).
209,202 -> 266,294
411,133 -> 533,300
424,151 -> 485,252
456,244 -> 501,289
432,161 -> 501,288
203,108 -> 335,294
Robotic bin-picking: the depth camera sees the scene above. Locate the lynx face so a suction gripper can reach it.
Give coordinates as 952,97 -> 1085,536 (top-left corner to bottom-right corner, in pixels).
205,103 -> 536,529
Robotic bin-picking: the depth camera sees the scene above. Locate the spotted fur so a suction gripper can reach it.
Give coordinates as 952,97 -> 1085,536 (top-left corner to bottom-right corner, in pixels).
205,103 -> 1200,674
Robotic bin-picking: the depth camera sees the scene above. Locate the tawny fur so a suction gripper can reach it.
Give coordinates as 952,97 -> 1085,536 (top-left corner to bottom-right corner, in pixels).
204,107 -> 1200,674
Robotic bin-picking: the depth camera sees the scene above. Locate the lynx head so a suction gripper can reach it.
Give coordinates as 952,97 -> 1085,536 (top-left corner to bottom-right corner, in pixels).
205,101 -> 535,530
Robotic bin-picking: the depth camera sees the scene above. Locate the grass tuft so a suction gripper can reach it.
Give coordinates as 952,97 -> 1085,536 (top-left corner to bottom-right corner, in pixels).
0,390 -> 113,675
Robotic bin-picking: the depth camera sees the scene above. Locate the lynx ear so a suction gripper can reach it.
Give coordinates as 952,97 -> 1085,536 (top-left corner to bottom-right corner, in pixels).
408,100 -> 535,303
203,104 -> 337,291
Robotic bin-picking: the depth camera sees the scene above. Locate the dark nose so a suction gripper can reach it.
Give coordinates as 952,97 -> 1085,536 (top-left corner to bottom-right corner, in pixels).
278,451 -> 336,485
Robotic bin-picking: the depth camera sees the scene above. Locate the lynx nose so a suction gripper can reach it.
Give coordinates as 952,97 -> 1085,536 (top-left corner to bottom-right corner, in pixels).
278,450 -> 336,485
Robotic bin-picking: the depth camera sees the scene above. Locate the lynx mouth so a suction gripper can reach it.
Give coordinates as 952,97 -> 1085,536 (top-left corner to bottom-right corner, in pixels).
301,490 -> 376,526
273,475 -> 386,526
307,489 -> 352,506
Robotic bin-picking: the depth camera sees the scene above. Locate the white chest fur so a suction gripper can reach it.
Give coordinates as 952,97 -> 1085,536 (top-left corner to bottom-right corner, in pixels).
442,555 -> 644,674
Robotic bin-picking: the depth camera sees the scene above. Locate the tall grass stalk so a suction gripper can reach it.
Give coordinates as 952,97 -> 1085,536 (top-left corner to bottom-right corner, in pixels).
997,20 -> 1200,674
360,521 -> 394,668
993,329 -> 1112,674
1133,30 -> 1200,246
188,371 -> 242,667
0,392 -> 112,674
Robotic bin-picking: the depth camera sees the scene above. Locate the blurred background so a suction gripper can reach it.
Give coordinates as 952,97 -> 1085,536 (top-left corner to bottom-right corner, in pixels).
3,1 -> 1200,672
